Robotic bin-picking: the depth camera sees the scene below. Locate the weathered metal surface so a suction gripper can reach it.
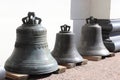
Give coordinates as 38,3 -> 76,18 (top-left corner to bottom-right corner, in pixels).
97,19 -> 120,52
52,24 -> 83,65
79,17 -> 110,56
5,12 -> 58,75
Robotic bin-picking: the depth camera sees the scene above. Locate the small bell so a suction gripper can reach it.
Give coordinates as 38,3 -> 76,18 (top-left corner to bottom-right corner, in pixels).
52,24 -> 83,65
5,12 -> 58,75
78,16 -> 110,56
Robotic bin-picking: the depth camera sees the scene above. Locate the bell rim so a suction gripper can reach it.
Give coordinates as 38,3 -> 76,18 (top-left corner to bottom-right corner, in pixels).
4,64 -> 58,75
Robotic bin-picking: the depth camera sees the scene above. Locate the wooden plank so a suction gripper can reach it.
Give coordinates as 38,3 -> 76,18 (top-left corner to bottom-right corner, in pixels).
63,63 -> 76,69
6,72 -> 28,80
83,53 -> 115,61
60,59 -> 88,69
102,53 -> 115,58
83,56 -> 102,61
76,59 -> 88,66
6,65 -> 67,80
53,65 -> 67,74
106,52 -> 115,57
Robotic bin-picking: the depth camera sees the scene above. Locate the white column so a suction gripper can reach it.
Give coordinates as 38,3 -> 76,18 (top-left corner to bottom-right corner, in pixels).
71,0 -> 90,19
90,0 -> 120,19
71,0 -> 90,48
90,0 -> 111,19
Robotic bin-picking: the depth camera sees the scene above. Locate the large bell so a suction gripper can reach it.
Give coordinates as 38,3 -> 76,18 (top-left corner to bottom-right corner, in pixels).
4,12 -> 58,75
78,17 -> 110,56
52,24 -> 83,65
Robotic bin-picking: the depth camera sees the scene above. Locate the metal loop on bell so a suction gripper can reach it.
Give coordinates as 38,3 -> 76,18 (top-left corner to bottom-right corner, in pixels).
22,12 -> 41,25
60,24 -> 70,33
86,16 -> 97,24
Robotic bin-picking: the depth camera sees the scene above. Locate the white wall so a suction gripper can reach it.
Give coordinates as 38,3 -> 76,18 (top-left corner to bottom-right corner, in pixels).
0,0 -> 71,66
90,0 -> 111,19
90,0 -> 120,19
110,0 -> 120,19
73,20 -> 86,48
71,0 -> 90,50
71,0 -> 90,19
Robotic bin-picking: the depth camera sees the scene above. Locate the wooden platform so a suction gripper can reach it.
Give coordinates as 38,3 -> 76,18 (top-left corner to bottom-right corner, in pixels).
53,65 -> 67,74
5,59 -> 88,80
60,59 -> 88,69
82,53 -> 115,61
6,72 -> 28,80
5,65 -> 67,80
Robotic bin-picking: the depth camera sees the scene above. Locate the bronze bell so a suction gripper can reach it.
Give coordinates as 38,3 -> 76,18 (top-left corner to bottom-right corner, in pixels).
78,17 -> 110,56
52,24 -> 83,65
4,12 -> 58,75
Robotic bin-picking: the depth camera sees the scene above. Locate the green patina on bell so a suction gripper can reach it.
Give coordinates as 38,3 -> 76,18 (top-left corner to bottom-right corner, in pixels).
4,12 -> 58,75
